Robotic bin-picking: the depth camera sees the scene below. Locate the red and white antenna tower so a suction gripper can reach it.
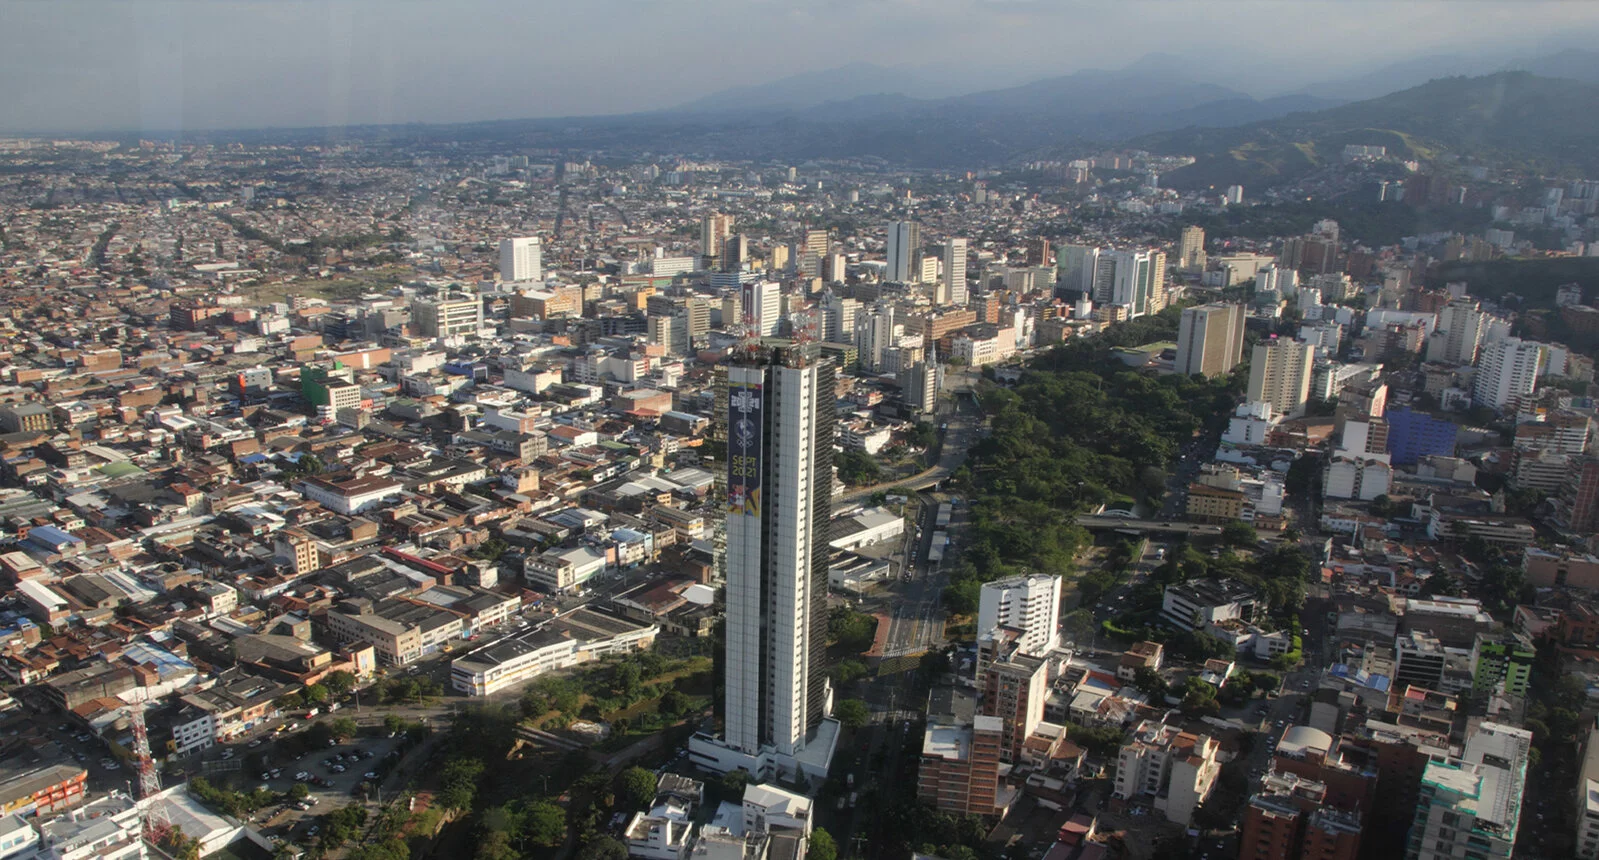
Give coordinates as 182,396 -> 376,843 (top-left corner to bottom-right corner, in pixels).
734,308 -> 762,362
790,308 -> 818,367
129,695 -> 173,843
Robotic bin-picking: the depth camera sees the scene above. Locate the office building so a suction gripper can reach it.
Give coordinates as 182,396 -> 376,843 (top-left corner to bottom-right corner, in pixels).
740,281 -> 784,338
886,221 -> 921,283
691,346 -> 838,781
1384,407 -> 1459,465
1473,338 -> 1545,412
414,296 -> 483,339
945,238 -> 969,305
976,574 -> 1061,660
1175,303 -> 1245,377
1248,338 -> 1317,418
1406,722 -> 1531,860
1056,244 -> 1099,295
1104,249 -> 1166,317
1177,225 -> 1207,271
898,356 -> 939,416
499,236 -> 543,283
724,233 -> 749,272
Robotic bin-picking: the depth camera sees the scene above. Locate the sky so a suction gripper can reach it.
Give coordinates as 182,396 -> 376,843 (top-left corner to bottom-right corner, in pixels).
4,0 -> 1599,134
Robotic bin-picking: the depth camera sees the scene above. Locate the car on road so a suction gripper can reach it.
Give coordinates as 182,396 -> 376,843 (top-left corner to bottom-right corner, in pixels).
295,772 -> 310,781
364,772 -> 378,780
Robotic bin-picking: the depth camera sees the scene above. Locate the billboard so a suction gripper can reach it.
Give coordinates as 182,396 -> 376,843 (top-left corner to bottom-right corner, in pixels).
727,381 -> 763,517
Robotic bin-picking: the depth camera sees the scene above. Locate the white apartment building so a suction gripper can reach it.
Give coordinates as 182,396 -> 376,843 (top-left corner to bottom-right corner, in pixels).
976,574 -> 1061,659
1114,720 -> 1221,826
1473,338 -> 1546,412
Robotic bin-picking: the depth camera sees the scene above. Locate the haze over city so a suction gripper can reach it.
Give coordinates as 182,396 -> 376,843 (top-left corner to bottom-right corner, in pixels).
5,0 -> 1599,132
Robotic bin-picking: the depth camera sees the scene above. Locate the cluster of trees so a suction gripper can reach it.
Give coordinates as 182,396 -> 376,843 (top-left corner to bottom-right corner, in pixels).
828,606 -> 878,653
474,798 -> 567,860
273,671 -> 357,711
942,307 -> 1244,616
873,800 -> 992,860
517,651 -> 712,729
188,777 -> 276,818
835,450 -> 882,486
317,805 -> 371,853
370,675 -> 446,705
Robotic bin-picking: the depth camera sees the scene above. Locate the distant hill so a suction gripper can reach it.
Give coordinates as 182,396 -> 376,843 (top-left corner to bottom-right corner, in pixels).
1137,72 -> 1599,190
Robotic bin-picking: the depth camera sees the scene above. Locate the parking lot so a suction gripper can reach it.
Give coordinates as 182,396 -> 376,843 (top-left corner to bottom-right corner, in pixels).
227,733 -> 406,843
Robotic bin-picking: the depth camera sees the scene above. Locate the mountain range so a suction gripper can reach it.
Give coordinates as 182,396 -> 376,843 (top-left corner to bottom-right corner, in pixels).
203,50 -> 1599,186
1137,71 -> 1599,190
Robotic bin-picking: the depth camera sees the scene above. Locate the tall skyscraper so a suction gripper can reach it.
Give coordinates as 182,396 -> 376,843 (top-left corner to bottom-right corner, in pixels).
1176,303 -> 1245,378
720,346 -> 835,761
1107,250 -> 1165,317
499,237 -> 543,283
945,238 -> 969,306
1056,244 -> 1100,295
702,213 -> 734,264
885,221 -> 920,283
1177,226 -> 1207,271
1472,338 -> 1545,412
1248,338 -> 1317,418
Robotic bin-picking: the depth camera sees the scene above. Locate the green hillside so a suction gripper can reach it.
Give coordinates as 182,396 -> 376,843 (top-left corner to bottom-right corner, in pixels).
1140,72 -> 1599,190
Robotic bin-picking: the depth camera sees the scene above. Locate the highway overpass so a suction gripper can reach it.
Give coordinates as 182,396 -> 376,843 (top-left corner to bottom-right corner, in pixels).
1074,514 -> 1223,536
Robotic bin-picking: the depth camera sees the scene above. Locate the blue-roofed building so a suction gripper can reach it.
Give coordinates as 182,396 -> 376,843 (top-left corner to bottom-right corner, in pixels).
1385,407 -> 1458,465
24,526 -> 84,557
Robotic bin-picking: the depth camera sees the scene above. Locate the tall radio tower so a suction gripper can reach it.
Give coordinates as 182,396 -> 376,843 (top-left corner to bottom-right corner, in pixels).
129,697 -> 172,843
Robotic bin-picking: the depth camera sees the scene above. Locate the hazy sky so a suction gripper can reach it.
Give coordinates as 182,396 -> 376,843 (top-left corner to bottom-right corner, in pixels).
4,0 -> 1599,133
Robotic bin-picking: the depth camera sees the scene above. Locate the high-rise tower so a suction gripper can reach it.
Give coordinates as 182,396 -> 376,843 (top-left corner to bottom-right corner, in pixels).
945,238 -> 969,306
713,345 -> 836,767
886,221 -> 920,283
499,237 -> 543,282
